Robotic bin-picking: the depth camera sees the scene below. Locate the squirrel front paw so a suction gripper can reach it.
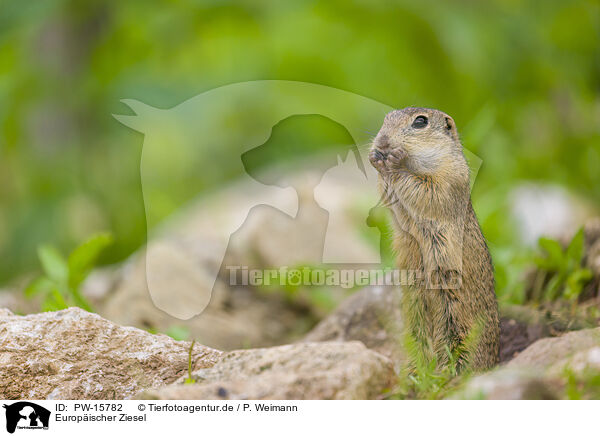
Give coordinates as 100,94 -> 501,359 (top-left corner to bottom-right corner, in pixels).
369,148 -> 407,173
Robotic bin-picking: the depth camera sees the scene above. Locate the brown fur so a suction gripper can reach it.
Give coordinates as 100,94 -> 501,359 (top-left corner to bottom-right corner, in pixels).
369,107 -> 499,371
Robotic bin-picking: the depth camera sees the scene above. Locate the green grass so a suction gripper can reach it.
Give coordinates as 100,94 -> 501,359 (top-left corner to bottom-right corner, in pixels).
184,339 -> 197,385
24,233 -> 113,312
388,321 -> 485,399
530,228 -> 593,305
564,367 -> 600,400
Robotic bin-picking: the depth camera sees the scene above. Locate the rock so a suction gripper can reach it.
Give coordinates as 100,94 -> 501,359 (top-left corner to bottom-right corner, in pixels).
224,174 -> 329,269
499,302 -> 600,363
138,341 -> 395,400
509,183 -> 595,247
451,369 -> 561,400
507,327 -> 600,371
455,327 -> 600,399
302,286 -> 552,368
101,166 -> 377,350
548,346 -> 600,376
100,248 -> 312,350
0,308 -> 221,399
303,285 -> 405,368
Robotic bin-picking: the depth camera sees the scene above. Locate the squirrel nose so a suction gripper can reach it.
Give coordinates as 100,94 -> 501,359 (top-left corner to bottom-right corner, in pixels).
375,134 -> 390,151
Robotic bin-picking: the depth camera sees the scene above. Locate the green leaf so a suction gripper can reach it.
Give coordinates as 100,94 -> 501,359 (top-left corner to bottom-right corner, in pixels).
165,326 -> 190,341
67,233 -> 113,289
570,268 -> 593,283
69,286 -> 94,312
24,276 -> 54,299
543,274 -> 564,302
566,228 -> 585,264
38,245 -> 68,283
564,268 -> 593,300
41,287 -> 69,312
41,299 -> 61,312
533,255 -> 554,270
537,237 -> 564,270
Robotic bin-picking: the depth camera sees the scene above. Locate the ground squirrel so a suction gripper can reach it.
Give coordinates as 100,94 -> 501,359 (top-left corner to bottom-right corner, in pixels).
369,107 -> 499,371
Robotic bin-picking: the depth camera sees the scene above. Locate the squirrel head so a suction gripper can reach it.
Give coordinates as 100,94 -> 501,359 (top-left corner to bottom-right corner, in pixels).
370,107 -> 468,181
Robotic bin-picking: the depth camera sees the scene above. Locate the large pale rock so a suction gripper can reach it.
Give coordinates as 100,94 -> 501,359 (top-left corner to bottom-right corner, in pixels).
100,249 -> 308,350
139,341 -> 395,400
101,167 -> 377,350
224,179 -> 330,269
451,369 -> 561,400
499,303 -> 600,362
0,308 -> 221,400
507,327 -> 600,371
548,346 -> 600,376
303,285 -> 405,368
455,327 -> 600,399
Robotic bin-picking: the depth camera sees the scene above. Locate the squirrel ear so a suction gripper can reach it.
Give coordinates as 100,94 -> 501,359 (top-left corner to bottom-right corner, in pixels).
444,117 -> 453,132
444,116 -> 459,141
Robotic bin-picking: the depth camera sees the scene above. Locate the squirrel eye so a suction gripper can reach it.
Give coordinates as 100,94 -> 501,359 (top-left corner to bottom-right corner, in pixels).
412,115 -> 428,129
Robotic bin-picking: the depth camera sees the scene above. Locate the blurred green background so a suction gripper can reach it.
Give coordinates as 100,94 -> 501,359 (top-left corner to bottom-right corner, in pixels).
1,0 -> 598,302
